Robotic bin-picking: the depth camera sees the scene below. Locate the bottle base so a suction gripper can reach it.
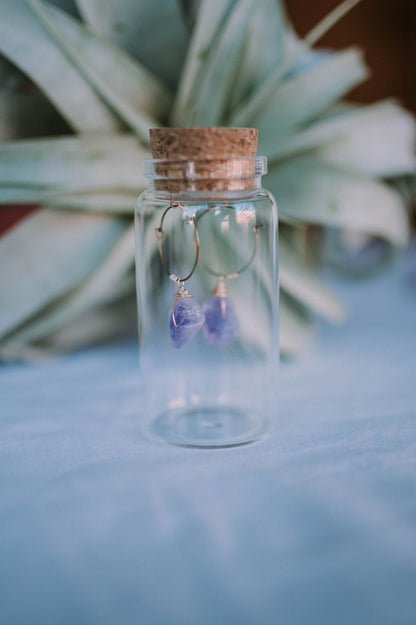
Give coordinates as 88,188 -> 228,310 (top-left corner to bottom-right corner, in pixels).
149,406 -> 267,448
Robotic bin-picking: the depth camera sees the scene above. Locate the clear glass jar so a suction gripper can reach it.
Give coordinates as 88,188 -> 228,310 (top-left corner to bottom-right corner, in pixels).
135,154 -> 279,447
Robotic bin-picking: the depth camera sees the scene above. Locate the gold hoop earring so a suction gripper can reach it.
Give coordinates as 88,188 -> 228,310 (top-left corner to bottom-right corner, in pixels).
155,199 -> 205,349
199,209 -> 263,344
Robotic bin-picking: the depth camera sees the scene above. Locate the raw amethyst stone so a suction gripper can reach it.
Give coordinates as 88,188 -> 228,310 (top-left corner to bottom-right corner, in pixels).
202,296 -> 239,344
169,296 -> 205,349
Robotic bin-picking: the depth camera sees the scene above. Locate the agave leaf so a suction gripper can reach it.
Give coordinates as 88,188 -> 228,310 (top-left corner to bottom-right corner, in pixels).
170,0 -> 235,125
303,0 -> 363,48
27,0 -> 171,140
228,0 -> 289,111
316,101 -> 416,177
3,225 -> 135,345
233,47 -> 368,143
43,192 -> 139,213
76,0 -> 189,89
257,48 -> 369,152
0,188 -> 139,213
185,0 -> 258,125
0,134 -> 148,201
280,238 -> 345,321
47,294 -> 137,350
0,208 -> 126,339
279,292 -> 315,356
231,0 -> 364,126
267,101 -> 393,163
229,35 -> 304,126
268,157 -> 409,246
0,0 -> 120,133
0,292 -> 137,360
0,299 -> 134,361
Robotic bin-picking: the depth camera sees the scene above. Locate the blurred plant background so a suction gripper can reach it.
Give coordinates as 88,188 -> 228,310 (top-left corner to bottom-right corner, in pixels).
0,0 -> 415,361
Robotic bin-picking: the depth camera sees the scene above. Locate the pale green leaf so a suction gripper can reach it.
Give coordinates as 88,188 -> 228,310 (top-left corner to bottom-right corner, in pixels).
233,48 -> 369,144
228,0 -> 289,111
48,295 -> 137,351
267,101 -> 394,163
185,0 -> 259,125
0,208 -> 126,338
44,192 -> 139,213
28,0 -> 171,141
76,0 -> 189,89
257,48 -> 369,152
0,189 -> 139,213
0,0 -> 120,133
4,225 -> 135,345
268,157 -> 410,246
0,294 -> 136,359
303,0 -> 363,48
316,101 -> 416,177
231,0 -> 364,127
0,134 -> 149,202
279,292 -> 315,356
229,32 -> 305,127
170,0 -> 235,125
280,238 -> 345,321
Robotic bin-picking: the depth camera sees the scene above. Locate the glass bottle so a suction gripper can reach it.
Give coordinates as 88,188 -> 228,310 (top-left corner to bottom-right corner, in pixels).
135,128 -> 278,448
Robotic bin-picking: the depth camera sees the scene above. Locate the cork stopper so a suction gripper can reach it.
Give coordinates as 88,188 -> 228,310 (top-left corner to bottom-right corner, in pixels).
148,127 -> 259,192
150,127 -> 258,160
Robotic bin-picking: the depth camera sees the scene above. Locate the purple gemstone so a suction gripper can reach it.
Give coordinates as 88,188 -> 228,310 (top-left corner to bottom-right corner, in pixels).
202,296 -> 239,344
169,296 -> 205,348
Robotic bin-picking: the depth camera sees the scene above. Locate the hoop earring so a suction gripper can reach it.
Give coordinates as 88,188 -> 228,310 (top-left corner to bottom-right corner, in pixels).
201,214 -> 263,345
155,199 -> 205,349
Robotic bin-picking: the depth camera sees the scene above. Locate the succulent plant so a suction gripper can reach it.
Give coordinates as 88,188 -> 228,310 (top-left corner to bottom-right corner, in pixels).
0,0 -> 415,360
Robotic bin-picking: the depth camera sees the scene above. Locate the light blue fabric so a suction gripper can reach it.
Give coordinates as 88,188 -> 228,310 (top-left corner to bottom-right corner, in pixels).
1,255 -> 416,625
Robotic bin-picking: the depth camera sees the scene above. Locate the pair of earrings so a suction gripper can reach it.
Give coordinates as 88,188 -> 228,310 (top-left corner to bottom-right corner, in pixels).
155,200 -> 261,349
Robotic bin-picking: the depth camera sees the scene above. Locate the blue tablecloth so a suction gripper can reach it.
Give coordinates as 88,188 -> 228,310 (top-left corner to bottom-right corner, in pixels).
1,255 -> 416,625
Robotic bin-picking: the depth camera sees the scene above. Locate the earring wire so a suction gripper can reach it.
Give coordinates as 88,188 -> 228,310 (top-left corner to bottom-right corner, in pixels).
155,199 -> 200,284
197,204 -> 263,280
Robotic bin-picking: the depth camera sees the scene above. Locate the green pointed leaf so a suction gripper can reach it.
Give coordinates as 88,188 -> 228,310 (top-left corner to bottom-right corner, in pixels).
258,48 -> 369,152
0,134 -> 149,202
233,48 -> 369,145
0,208 -> 126,339
171,0 -> 235,125
0,293 -> 136,359
268,157 -> 410,246
76,0 -> 189,89
267,102 -> 390,163
184,0 -> 258,125
279,292 -> 315,356
0,0 -> 120,133
4,225 -> 135,345
44,192 -> 140,213
28,0 -> 171,140
228,0 -> 289,111
280,238 -> 345,321
303,0 -> 363,48
231,0 -> 365,127
49,294 -> 136,351
0,189 -> 139,213
228,30 -> 305,127
316,101 -> 416,177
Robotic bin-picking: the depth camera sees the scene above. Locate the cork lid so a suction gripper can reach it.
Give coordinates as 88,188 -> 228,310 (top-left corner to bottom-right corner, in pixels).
149,127 -> 258,160
148,127 -> 260,192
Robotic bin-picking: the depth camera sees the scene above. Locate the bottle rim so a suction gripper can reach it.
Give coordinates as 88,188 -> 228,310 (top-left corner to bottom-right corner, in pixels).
143,156 -> 267,181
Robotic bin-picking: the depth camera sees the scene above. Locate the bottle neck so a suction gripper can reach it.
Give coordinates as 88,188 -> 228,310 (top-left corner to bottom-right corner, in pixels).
144,156 -> 267,198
